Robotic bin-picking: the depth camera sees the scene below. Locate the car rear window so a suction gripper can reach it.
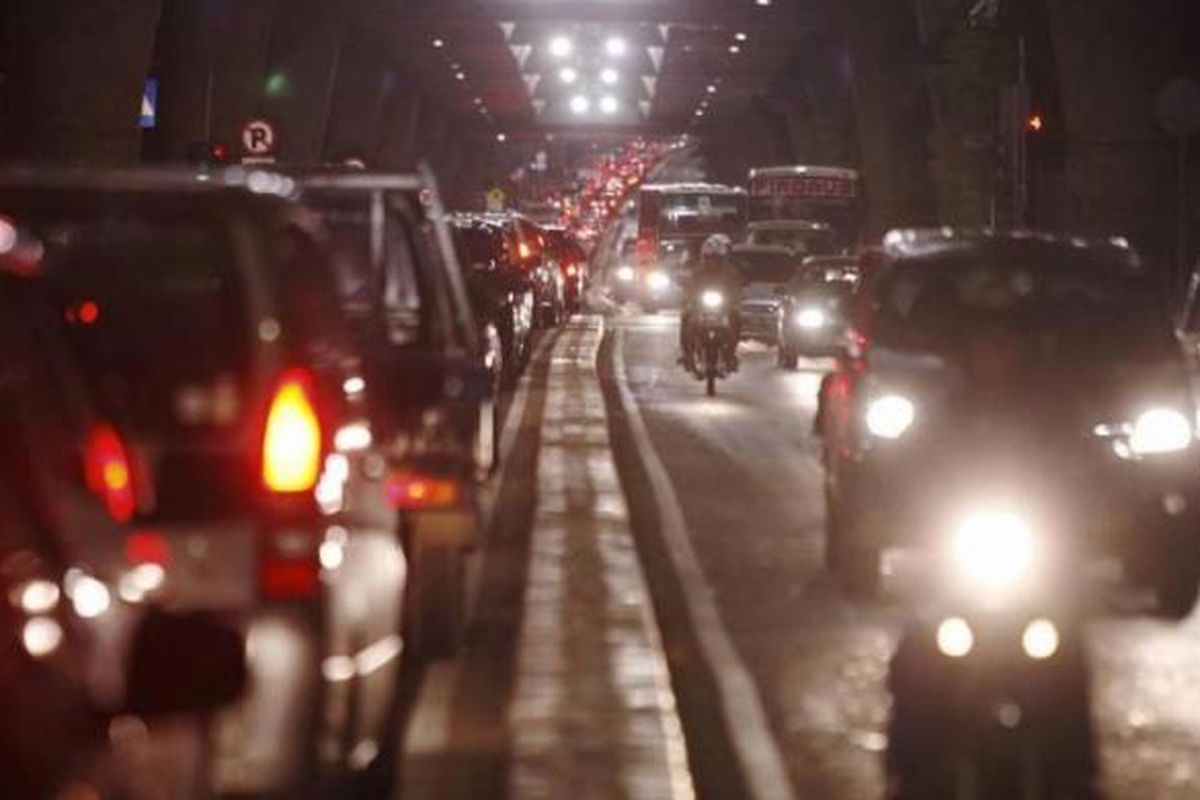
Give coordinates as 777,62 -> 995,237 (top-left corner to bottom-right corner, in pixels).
29,214 -> 249,433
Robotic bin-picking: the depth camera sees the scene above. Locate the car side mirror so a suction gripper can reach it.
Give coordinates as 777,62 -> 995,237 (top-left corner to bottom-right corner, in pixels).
123,609 -> 246,716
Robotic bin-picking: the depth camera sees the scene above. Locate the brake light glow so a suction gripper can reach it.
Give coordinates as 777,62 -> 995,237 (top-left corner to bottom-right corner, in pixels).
84,423 -> 136,523
385,473 -> 462,511
262,369 -> 323,493
518,241 -> 532,260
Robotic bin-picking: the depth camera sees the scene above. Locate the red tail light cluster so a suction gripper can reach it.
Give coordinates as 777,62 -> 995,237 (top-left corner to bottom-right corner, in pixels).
83,423 -> 136,523
385,473 -> 462,511
261,369 -> 323,494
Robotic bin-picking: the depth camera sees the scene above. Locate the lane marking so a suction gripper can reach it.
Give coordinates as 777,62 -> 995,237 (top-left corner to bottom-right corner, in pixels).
509,317 -> 695,800
612,324 -> 798,800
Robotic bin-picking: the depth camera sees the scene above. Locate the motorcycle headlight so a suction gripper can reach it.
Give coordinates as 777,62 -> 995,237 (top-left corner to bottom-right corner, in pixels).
700,289 -> 725,310
951,510 -> 1035,591
616,266 -> 635,283
1129,408 -> 1192,455
647,270 -> 670,291
795,307 -> 826,330
1021,618 -> 1060,660
864,394 -> 915,439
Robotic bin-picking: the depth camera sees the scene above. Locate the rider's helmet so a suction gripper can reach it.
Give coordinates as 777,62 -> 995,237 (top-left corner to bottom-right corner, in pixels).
700,233 -> 733,261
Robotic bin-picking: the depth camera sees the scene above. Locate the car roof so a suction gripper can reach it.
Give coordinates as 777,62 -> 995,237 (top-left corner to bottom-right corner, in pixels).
880,228 -> 1143,273
748,165 -> 860,181
288,169 -> 425,192
802,254 -> 859,268
732,244 -> 798,257
748,220 -> 833,232
0,165 -> 299,198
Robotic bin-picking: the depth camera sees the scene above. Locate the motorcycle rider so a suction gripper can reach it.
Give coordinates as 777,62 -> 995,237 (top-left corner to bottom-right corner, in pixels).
679,233 -> 742,372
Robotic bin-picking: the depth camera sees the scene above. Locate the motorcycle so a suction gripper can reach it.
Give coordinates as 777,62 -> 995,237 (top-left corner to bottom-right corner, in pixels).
687,287 -> 735,396
885,467 -> 1099,800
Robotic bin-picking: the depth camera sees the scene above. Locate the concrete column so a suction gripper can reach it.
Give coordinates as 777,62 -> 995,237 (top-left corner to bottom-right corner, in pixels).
260,0 -> 355,163
837,0 -> 936,233
154,0 -> 279,160
15,0 -> 162,162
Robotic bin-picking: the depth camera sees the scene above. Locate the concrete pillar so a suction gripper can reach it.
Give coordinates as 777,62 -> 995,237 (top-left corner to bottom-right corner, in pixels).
154,0 -> 279,160
260,0 -> 354,163
838,0 -> 936,233
14,0 -> 162,162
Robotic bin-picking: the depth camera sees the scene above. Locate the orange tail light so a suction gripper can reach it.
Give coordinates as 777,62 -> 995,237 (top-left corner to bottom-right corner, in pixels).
262,369 -> 323,494
385,473 -> 462,511
84,423 -> 136,523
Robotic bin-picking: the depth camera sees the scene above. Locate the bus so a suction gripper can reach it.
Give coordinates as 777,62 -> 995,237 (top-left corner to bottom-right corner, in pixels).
635,182 -> 748,272
747,165 -> 864,251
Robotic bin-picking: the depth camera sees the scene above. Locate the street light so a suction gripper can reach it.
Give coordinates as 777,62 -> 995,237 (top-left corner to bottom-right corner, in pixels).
570,95 -> 591,115
549,35 -> 573,58
600,95 -> 619,115
605,36 -> 628,57
600,68 -> 619,86
559,66 -> 578,84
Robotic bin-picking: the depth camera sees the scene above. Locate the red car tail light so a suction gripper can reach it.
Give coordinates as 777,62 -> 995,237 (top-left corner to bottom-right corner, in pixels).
84,423 -> 136,523
260,530 -> 320,600
385,473 -> 462,511
262,369 -> 323,494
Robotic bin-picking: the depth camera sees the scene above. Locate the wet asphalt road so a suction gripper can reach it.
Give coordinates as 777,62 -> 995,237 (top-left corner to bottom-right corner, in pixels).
610,309 -> 1200,800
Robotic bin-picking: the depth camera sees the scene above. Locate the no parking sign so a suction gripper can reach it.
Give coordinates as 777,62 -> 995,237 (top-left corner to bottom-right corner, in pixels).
240,118 -> 279,163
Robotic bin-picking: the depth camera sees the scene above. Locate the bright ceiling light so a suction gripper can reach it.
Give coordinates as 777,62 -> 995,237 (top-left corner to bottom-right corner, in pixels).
707,84 -> 718,94
694,108 -> 705,117
432,38 -> 445,48
559,66 -> 578,84
735,32 -> 749,42
728,44 -> 741,54
496,132 -> 507,142
570,94 -> 591,115
549,35 -> 573,58
600,67 -> 619,85
600,95 -> 619,115
756,0 -> 772,5
605,36 -> 627,57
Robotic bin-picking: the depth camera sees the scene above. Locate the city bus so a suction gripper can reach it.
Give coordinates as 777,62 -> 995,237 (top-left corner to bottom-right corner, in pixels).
747,165 -> 864,251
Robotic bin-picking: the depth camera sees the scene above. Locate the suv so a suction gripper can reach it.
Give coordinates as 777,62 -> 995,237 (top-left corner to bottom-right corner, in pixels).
449,214 -> 535,388
0,169 -> 410,797
293,172 -> 497,657
818,229 -> 1200,615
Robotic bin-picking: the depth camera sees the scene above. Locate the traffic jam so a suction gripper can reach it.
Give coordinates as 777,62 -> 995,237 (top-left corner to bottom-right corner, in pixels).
3,2 -> 1200,799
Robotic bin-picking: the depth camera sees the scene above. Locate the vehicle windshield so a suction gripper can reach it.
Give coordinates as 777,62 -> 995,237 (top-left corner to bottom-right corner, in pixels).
731,250 -> 803,284
11,211 -> 249,432
876,254 -> 1172,363
749,228 -> 837,255
659,194 -> 745,236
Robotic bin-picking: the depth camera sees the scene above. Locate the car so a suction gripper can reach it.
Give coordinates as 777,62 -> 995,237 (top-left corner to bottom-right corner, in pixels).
542,224 -> 589,314
0,223 -> 247,800
729,244 -> 807,343
449,214 -> 535,388
293,171 -> 500,659
817,229 -> 1200,615
743,219 -> 839,256
0,168 -> 410,797
483,212 -> 565,328
776,254 -> 860,367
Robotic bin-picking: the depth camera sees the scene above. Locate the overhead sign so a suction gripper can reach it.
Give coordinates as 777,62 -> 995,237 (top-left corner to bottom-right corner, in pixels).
750,174 -> 857,200
139,78 -> 158,129
240,118 -> 278,163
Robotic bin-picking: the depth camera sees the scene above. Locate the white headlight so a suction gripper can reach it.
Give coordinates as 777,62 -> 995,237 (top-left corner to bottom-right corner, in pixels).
17,579 -> 61,614
616,266 -> 635,282
795,308 -> 826,330
22,617 -> 64,659
865,395 -> 915,439
700,289 -> 725,310
1129,408 -> 1192,455
952,510 -> 1035,590
66,573 -> 111,619
1021,618 -> 1059,659
936,617 -> 974,658
647,270 -> 670,291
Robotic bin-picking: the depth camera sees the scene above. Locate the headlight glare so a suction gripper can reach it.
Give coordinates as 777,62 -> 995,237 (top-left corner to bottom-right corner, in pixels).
936,617 -> 974,658
952,510 -> 1035,590
700,289 -> 725,310
647,270 -> 670,291
1021,618 -> 1059,660
795,308 -> 826,330
616,266 -> 635,282
1129,408 -> 1191,455
865,395 -> 915,439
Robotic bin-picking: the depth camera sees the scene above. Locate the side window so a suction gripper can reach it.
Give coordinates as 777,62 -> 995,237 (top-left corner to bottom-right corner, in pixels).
418,219 -> 475,351
381,208 -> 427,345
